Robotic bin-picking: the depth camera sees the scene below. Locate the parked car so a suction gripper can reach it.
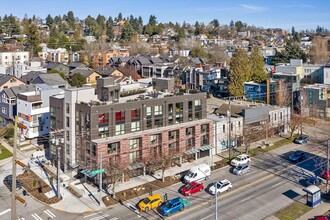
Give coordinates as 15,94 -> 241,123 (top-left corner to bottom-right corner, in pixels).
180,181 -> 204,196
138,194 -> 163,212
293,135 -> 309,144
183,164 -> 211,183
159,197 -> 184,216
314,214 -> 330,220
289,151 -> 307,163
306,176 -> 323,186
321,169 -> 330,180
3,175 -> 21,191
209,179 -> 232,195
233,164 -> 251,175
231,154 -> 251,167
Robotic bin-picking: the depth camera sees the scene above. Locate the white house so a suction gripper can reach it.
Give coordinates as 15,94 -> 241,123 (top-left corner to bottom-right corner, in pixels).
0,51 -> 30,67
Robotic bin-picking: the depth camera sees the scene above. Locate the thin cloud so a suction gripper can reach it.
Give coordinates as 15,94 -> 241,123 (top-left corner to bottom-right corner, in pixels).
282,3 -> 316,8
239,4 -> 268,12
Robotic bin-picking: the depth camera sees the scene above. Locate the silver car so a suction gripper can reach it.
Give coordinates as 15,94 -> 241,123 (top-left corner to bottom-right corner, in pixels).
233,164 -> 251,175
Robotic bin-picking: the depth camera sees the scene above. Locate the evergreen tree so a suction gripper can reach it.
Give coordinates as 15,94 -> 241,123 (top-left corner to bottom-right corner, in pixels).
194,21 -> 201,36
67,11 -> 75,28
70,73 -> 86,87
106,16 -> 114,41
271,39 -> 307,64
228,48 -> 251,97
235,20 -> 243,32
250,46 -> 267,83
45,14 -> 54,27
148,15 -> 157,26
120,21 -> 136,42
117,12 -> 123,21
25,23 -> 40,55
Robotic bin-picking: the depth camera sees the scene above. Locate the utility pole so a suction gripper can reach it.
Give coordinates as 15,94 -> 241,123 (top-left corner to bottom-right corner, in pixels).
11,116 -> 18,220
51,130 -> 64,198
326,140 -> 329,193
227,98 -> 232,159
215,181 -> 218,220
99,153 -> 103,206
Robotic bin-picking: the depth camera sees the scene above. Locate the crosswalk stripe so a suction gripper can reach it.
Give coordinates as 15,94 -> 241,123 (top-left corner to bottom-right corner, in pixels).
90,214 -> 110,220
84,212 -> 102,218
31,213 -> 43,220
44,210 -> 56,218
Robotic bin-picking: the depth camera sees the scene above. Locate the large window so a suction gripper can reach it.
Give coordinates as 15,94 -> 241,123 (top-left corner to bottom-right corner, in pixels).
195,99 -> 201,106
154,105 -> 163,115
185,138 -> 195,149
150,134 -> 160,144
146,107 -> 152,116
154,117 -> 163,128
129,151 -> 140,163
92,144 -> 96,156
131,109 -> 140,121
130,138 -> 140,150
108,142 -> 120,154
168,130 -> 177,140
131,121 -> 141,132
201,124 -> 209,133
201,134 -> 209,145
115,111 -> 125,123
115,124 -> 125,135
98,126 -> 109,138
186,127 -> 194,136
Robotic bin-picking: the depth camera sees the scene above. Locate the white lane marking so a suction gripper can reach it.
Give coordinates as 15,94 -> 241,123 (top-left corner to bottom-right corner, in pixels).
18,218 -> 25,220
110,218 -> 119,220
0,208 -> 11,216
44,209 -> 56,218
31,213 -> 43,220
271,182 -> 282,188
90,214 -> 110,220
201,213 -> 214,220
84,212 -> 101,218
241,195 -> 254,203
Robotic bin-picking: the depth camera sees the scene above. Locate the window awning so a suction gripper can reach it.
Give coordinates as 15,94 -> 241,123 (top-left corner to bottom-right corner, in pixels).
199,145 -> 213,151
185,149 -> 200,155
128,162 -> 145,170
18,123 -> 27,129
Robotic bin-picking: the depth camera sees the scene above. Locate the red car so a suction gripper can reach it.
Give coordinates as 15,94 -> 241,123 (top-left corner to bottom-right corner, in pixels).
180,181 -> 204,196
321,169 -> 330,180
315,214 -> 330,220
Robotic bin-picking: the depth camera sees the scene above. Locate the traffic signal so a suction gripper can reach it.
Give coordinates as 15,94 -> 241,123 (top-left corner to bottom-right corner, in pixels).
149,187 -> 153,196
164,193 -> 168,202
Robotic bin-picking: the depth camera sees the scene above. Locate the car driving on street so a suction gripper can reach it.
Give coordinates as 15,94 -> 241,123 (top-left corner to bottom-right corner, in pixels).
159,197 -> 184,216
233,164 -> 251,175
209,179 -> 232,195
230,154 -> 251,167
138,194 -> 163,212
180,181 -> 204,196
293,135 -> 309,144
289,151 -> 307,163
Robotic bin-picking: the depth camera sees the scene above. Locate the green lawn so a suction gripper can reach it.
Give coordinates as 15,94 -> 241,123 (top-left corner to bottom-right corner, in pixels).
274,201 -> 312,220
0,144 -> 13,160
249,138 -> 294,156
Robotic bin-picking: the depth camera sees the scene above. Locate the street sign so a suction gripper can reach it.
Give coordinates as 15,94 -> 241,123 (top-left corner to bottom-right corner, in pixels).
91,169 -> 105,175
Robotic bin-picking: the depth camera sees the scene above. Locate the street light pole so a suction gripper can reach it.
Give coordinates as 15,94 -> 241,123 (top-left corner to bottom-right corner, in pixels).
11,116 -> 18,220
327,140 -> 329,194
99,152 -> 103,206
215,182 -> 218,220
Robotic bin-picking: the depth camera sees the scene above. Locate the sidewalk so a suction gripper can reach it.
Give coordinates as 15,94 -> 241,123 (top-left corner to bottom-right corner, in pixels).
296,201 -> 330,220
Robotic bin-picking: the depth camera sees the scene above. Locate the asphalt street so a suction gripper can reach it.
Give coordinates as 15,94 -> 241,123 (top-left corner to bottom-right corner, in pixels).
0,135 -> 327,220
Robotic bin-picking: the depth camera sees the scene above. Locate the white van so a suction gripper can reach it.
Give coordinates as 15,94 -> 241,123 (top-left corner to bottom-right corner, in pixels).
183,164 -> 211,183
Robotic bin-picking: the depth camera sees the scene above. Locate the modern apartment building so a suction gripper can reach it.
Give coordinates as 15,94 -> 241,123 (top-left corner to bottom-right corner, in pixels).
91,49 -> 129,68
50,80 -> 214,175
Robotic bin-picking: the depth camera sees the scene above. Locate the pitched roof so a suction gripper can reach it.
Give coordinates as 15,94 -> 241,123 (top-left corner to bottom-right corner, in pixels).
68,62 -> 86,69
149,57 -> 163,64
136,57 -> 151,65
3,84 -> 37,98
0,75 -> 23,86
96,65 -> 118,77
191,58 -> 203,65
21,71 -> 45,84
31,74 -> 68,87
69,68 -> 94,78
44,62 -> 62,69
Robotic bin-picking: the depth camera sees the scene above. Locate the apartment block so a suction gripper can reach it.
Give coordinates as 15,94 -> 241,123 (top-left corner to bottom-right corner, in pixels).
0,51 -> 30,67
91,49 -> 129,68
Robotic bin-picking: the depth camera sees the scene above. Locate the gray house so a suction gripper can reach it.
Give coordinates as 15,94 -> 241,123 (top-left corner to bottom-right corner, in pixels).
0,84 -> 37,123
31,74 -> 69,88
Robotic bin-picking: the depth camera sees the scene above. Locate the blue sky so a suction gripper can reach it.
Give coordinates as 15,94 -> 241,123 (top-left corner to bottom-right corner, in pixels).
1,0 -> 330,31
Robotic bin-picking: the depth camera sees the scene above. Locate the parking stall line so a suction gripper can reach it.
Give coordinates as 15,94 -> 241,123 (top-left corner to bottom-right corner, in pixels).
44,209 -> 56,218
31,213 -> 43,220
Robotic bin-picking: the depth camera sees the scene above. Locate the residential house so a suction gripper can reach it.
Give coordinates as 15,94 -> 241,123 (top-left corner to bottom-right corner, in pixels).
91,49 -> 130,68
67,62 -> 87,71
68,67 -> 102,84
302,84 -> 329,118
0,75 -> 26,91
0,51 -> 30,67
325,64 -> 330,85
0,84 -> 37,123
44,62 -> 70,75
30,74 -> 69,89
17,84 -> 64,140
302,64 -> 324,84
244,81 -> 267,102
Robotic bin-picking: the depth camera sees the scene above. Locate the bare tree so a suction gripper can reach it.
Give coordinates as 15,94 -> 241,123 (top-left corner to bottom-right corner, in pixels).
104,164 -> 126,199
146,152 -> 176,182
275,81 -> 292,107
288,114 -> 308,138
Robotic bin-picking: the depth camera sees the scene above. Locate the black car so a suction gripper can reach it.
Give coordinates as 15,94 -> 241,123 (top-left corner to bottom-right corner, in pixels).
289,151 -> 307,162
3,175 -> 21,191
293,135 -> 309,144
